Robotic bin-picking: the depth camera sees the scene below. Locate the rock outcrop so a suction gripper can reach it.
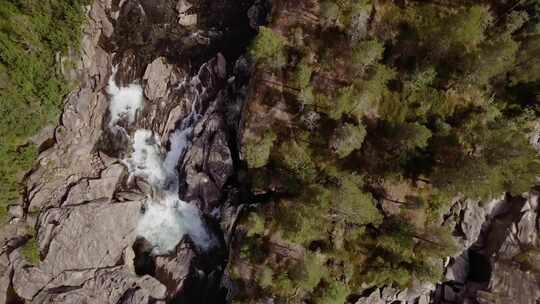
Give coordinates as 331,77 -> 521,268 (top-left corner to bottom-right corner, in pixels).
351,193 -> 540,304
431,193 -> 540,304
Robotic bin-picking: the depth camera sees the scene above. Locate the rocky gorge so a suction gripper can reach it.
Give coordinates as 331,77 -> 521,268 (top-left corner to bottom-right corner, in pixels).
0,0 -> 259,302
1,1 -> 540,304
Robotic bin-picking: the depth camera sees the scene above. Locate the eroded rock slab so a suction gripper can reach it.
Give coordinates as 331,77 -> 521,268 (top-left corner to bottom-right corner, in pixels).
32,266 -> 166,304
39,201 -> 141,276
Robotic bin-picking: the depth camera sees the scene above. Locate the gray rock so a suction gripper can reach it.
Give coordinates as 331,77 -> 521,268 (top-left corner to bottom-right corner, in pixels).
418,295 -> 430,304
7,204 -> 23,220
445,251 -> 469,283
63,164 -> 124,206
23,0 -> 115,214
433,193 -> 540,304
39,201 -> 141,276
2,0 -> 249,302
404,280 -> 435,301
143,57 -> 174,101
32,266 -> 166,304
486,262 -> 540,304
348,8 -> 371,43
498,193 -> 539,260
179,57 -> 234,215
355,288 -> 383,304
459,200 -> 486,248
528,120 -> 540,152
176,0 -> 197,26
46,268 -> 97,290
0,265 -> 12,304
10,250 -> 52,300
29,124 -> 56,152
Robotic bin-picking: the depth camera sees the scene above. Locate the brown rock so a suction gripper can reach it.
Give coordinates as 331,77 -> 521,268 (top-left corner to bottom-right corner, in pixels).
143,57 -> 174,101
154,241 -> 196,301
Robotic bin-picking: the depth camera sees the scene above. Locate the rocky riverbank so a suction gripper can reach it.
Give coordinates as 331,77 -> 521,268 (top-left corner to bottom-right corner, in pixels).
0,0 -> 260,302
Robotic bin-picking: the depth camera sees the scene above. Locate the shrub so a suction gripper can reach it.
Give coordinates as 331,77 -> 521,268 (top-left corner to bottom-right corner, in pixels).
290,252 -> 327,291
21,236 -> 40,265
334,175 -> 382,226
277,139 -> 317,183
244,212 -> 265,237
256,265 -> 274,289
312,280 -> 350,304
294,59 -> 313,89
320,1 -> 341,28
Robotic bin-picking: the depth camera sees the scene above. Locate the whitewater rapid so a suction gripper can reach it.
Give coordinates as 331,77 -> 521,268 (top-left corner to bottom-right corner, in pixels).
107,69 -> 215,255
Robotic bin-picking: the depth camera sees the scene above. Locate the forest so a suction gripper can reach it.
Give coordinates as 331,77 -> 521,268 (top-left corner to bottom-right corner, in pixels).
0,0 -> 86,222
232,0 -> 540,302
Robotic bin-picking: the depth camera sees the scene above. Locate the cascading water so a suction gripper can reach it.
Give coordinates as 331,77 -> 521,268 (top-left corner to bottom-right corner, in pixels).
106,67 -> 143,131
108,64 -> 216,255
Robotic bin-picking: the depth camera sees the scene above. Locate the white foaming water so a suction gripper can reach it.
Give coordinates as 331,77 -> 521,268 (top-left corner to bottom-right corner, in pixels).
107,72 -> 143,128
163,128 -> 193,183
125,128 -> 215,254
136,194 -> 214,254
126,130 -> 168,188
124,63 -> 216,255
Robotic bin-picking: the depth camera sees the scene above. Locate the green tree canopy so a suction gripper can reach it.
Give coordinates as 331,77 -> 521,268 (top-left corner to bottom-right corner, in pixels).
250,26 -> 287,68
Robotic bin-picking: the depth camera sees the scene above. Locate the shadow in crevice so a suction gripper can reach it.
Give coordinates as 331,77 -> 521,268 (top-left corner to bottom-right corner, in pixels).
132,237 -> 156,276
467,249 -> 491,283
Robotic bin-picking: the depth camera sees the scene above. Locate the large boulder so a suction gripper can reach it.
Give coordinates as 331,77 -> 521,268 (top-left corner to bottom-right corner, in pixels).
32,266 -> 167,304
153,241 -> 196,301
38,201 -> 141,276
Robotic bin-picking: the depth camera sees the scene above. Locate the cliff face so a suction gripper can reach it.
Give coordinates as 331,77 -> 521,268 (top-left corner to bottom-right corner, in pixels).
350,194 -> 540,304
0,0 -> 258,303
432,194 -> 540,304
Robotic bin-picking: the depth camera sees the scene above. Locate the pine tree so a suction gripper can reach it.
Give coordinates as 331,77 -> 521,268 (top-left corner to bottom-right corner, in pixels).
277,139 -> 317,183
242,130 -> 277,169
329,122 -> 367,158
334,175 -> 382,226
250,26 -> 287,69
312,280 -> 350,304
350,39 -> 384,75
289,252 -> 327,292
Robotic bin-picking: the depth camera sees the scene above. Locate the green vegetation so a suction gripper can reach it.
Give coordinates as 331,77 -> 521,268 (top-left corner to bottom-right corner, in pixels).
249,26 -> 287,69
330,123 -> 366,158
0,0 -> 87,223
236,0 -> 540,302
515,247 -> 540,273
242,130 -> 277,169
21,228 -> 40,265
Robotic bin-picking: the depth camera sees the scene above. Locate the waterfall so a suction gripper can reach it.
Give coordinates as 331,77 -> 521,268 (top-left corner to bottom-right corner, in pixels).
108,64 -> 216,255
106,68 -> 144,130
